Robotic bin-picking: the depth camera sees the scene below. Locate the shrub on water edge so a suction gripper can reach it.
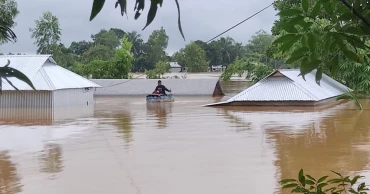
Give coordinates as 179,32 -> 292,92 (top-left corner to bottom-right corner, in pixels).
280,169 -> 369,194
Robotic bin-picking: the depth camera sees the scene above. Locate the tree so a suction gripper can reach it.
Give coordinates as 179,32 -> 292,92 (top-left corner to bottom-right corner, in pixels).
91,29 -> 120,49
174,42 -> 208,72
29,11 -> 61,54
69,40 -> 93,56
245,30 -> 278,68
111,36 -> 134,79
145,27 -> 169,69
82,44 -> 114,63
0,0 -> 19,45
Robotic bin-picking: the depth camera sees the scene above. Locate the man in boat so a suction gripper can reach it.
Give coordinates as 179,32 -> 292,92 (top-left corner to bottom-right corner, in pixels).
153,80 -> 171,95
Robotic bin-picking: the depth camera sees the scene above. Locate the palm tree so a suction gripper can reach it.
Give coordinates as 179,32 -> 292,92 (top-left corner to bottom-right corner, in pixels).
0,21 -> 17,43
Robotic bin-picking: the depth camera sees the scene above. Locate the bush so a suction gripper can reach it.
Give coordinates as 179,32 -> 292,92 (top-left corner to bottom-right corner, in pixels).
280,169 -> 369,194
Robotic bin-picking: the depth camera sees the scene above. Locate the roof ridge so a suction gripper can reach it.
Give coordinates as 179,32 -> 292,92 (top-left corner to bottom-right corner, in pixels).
280,71 -> 319,101
40,67 -> 56,90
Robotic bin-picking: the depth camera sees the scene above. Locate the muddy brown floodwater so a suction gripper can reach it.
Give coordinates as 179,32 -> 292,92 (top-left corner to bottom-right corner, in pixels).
0,81 -> 370,194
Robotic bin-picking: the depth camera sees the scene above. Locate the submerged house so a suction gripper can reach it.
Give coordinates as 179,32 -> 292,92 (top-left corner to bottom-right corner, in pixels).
206,69 -> 351,107
0,55 -> 100,120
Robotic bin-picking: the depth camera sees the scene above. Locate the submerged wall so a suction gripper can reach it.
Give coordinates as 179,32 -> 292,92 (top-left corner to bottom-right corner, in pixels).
90,79 -> 224,96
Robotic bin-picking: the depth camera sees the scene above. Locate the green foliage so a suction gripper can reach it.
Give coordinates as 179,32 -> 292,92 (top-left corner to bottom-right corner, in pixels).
221,58 -> 254,81
89,0 -> 185,40
145,60 -> 169,79
112,36 -> 134,79
82,44 -> 115,64
173,42 -> 208,72
145,27 -> 169,69
221,58 -> 273,82
0,0 -> 19,44
91,29 -> 121,49
29,11 -> 61,54
280,169 -> 369,194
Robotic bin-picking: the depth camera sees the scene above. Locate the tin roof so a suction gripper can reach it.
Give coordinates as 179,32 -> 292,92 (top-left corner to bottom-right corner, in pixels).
0,55 -> 100,91
223,69 -> 351,104
169,62 -> 181,68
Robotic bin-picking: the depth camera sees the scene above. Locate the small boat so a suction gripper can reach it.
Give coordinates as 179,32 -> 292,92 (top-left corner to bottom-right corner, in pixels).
146,94 -> 174,103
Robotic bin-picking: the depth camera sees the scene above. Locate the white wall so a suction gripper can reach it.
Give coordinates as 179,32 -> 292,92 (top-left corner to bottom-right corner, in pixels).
53,88 -> 95,108
169,67 -> 181,73
91,79 -> 222,96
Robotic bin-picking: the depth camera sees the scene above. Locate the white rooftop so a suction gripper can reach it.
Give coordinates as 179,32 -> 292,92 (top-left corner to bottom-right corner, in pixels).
0,55 -> 100,91
208,69 -> 351,106
169,62 -> 181,68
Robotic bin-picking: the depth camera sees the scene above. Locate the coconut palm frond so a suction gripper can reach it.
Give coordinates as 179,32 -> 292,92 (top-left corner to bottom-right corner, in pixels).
0,21 -> 17,43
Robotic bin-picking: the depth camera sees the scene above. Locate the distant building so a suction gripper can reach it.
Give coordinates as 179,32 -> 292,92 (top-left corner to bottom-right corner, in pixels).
206,69 -> 351,107
0,55 -> 100,120
169,62 -> 182,73
209,65 -> 225,72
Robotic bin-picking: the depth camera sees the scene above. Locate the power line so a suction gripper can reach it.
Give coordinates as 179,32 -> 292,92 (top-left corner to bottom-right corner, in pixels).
101,73 -> 146,88
206,3 -> 274,43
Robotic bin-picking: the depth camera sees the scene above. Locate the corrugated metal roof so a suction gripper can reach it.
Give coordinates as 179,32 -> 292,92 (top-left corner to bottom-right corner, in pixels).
227,69 -> 351,102
0,55 -> 100,91
170,62 -> 181,68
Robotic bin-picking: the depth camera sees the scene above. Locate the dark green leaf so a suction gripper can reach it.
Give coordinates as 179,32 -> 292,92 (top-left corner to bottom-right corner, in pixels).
306,174 -> 316,182
142,1 -> 159,30
317,183 -> 328,188
282,183 -> 299,189
342,50 -> 359,62
337,93 -> 354,100
348,188 -> 359,194
281,38 -> 298,53
299,169 -> 306,187
299,169 -> 304,180
307,33 -> 315,51
343,26 -> 367,36
90,0 -> 106,21
174,0 -> 185,41
279,179 -> 297,184
287,16 -> 305,26
292,47 -> 310,57
338,12 -> 356,21
115,0 -> 127,17
0,63 -> 36,91
316,66 -> 323,85
318,176 -> 329,183
4,77 -> 19,91
359,182 -> 366,190
299,58 -> 321,79
305,180 -> 315,185
278,9 -> 304,17
324,187 -> 337,192
310,1 -> 321,17
285,55 -> 304,64
281,23 -> 298,33
328,178 -> 343,183
273,34 -> 299,45
352,176 -> 364,186
302,0 -> 309,13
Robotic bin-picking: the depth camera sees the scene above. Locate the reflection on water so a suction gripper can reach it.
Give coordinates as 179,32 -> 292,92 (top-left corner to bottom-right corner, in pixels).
0,151 -> 22,194
39,143 -> 63,178
1,81 -> 370,194
146,102 -> 173,129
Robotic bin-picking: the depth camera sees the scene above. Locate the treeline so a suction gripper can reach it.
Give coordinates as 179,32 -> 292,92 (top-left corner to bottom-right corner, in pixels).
13,10 -> 284,79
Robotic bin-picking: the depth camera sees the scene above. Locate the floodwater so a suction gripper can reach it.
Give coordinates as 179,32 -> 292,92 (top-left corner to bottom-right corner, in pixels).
1,81 -> 370,194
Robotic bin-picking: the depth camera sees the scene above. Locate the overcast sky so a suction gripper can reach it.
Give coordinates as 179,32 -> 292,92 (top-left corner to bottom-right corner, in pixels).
1,0 -> 278,55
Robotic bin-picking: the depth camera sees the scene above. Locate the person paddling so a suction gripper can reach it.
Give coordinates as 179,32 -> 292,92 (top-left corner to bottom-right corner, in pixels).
153,80 -> 171,95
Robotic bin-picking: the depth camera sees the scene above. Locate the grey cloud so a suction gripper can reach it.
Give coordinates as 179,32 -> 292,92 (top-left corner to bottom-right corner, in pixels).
1,0 -> 278,55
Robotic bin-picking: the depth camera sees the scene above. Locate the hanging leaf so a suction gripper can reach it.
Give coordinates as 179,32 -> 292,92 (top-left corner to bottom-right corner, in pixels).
134,0 -> 145,20
174,0 -> 185,41
273,34 -> 300,45
142,1 -> 159,30
299,58 -> 321,79
285,54 -> 304,64
0,60 -> 36,91
90,0 -> 106,21
301,0 -> 309,13
277,9 -> 304,17
281,39 -> 298,53
280,23 -> 298,33
115,0 -> 127,16
310,1 -> 322,17
291,47 -> 310,58
307,33 -> 315,51
316,66 -> 323,85
342,50 -> 359,62
287,15 -> 305,26
343,26 -> 367,35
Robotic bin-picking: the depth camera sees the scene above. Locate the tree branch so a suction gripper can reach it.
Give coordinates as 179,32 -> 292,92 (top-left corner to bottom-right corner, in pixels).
339,0 -> 370,28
